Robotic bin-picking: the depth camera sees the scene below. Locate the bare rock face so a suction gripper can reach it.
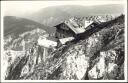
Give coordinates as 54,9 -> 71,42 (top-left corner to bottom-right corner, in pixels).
88,49 -> 124,80
59,45 -> 89,80
4,51 -> 28,80
3,45 -> 44,80
88,52 -> 106,80
2,50 -> 26,80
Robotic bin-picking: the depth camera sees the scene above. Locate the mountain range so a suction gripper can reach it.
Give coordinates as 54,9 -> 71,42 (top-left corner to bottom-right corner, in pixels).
4,4 -> 124,37
24,4 -> 124,27
4,16 -> 56,37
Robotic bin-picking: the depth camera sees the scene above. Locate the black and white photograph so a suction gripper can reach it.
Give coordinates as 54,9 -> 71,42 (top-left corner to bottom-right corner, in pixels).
1,0 -> 127,82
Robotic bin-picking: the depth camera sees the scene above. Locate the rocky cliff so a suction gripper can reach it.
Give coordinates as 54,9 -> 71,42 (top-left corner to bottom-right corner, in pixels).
3,15 -> 125,80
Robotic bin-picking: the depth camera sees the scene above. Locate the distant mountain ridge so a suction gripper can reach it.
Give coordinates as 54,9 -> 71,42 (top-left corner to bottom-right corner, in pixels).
4,16 -> 56,37
24,4 -> 124,27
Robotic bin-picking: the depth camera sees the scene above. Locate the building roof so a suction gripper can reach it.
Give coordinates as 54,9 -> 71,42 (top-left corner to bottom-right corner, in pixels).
55,17 -> 101,35
59,37 -> 74,45
64,19 -> 86,34
38,37 -> 57,48
84,20 -> 94,28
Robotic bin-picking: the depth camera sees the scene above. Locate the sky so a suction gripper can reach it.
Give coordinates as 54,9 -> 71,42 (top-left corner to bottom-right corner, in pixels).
1,0 -> 125,16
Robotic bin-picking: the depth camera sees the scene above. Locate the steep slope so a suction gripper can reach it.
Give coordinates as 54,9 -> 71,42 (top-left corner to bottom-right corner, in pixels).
3,15 -> 125,80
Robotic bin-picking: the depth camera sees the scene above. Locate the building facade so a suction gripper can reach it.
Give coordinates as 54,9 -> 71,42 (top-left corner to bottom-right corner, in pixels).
55,23 -> 76,39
